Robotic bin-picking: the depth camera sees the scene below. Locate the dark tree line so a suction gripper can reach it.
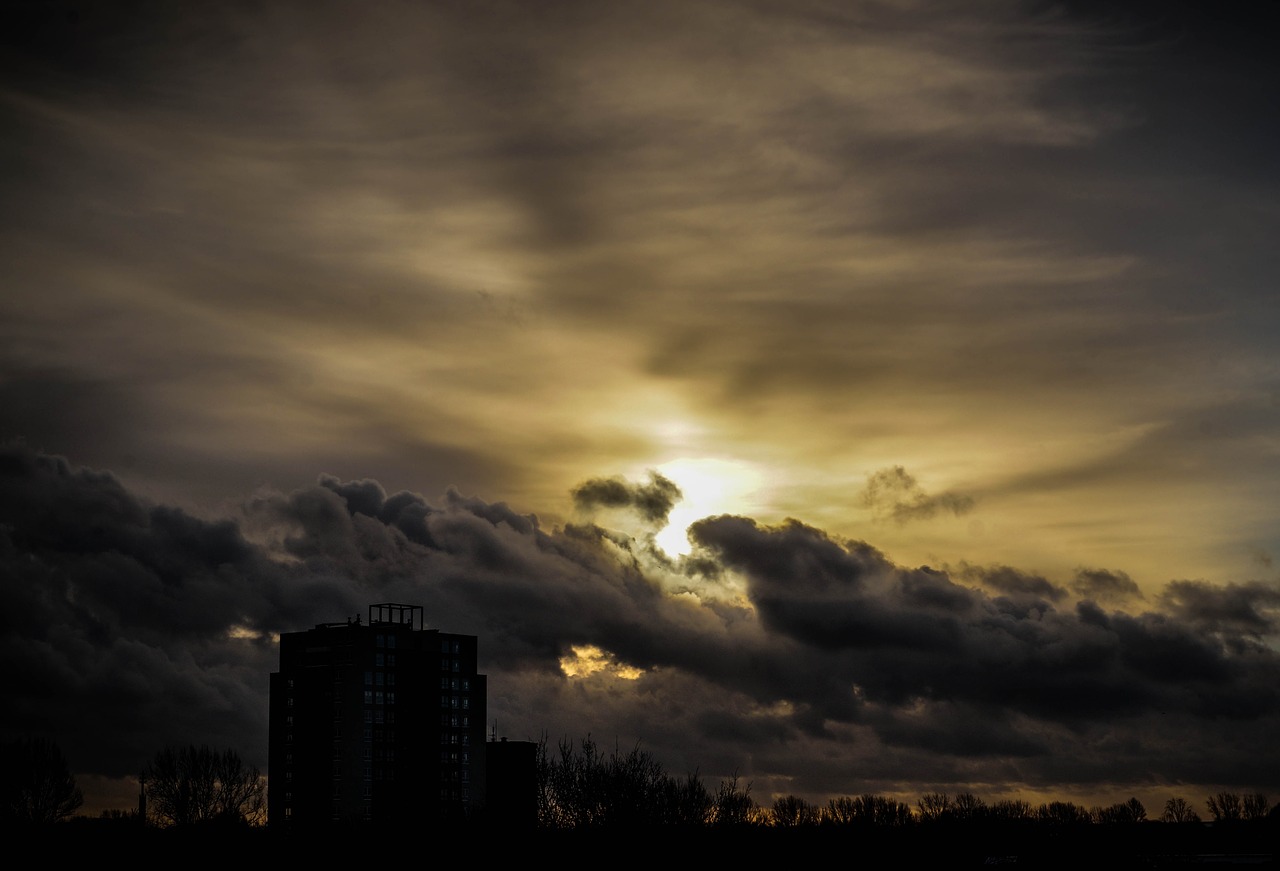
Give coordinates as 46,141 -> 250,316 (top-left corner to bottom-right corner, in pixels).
753,790 -> 1278,830
0,739 -> 263,831
534,735 -> 1279,833
6,733 -> 1279,837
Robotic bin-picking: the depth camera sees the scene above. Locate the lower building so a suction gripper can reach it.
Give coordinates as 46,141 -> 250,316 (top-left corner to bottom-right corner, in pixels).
482,737 -> 539,831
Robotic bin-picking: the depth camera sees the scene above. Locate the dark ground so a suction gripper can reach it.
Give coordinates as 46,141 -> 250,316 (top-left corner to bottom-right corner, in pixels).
14,817 -> 1278,869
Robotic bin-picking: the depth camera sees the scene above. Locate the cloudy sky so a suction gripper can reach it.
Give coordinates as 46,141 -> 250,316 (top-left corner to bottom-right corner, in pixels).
3,0 -> 1279,817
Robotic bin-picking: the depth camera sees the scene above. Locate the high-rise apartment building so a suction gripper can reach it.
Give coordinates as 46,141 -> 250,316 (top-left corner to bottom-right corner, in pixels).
267,603 -> 487,830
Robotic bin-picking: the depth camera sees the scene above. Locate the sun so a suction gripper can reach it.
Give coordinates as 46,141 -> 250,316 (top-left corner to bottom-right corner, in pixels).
652,457 -> 764,556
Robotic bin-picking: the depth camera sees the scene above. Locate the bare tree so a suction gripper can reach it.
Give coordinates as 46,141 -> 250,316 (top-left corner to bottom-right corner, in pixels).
535,734 -> 715,829
654,772 -> 713,827
866,794 -> 913,827
823,795 -> 860,826
0,737 -> 83,826
1242,793 -> 1270,821
1036,801 -> 1091,825
1093,797 -> 1146,824
770,794 -> 818,827
1206,792 -> 1243,823
916,791 -> 952,823
710,773 -> 759,827
142,745 -> 264,828
1160,796 -> 1200,824
826,793 -> 913,827
989,799 -> 1034,822
953,792 -> 988,821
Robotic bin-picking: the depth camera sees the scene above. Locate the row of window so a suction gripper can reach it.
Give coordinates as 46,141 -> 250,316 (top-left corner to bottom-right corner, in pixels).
329,766 -> 391,782
281,793 -> 475,820
321,706 -> 397,724
285,726 -> 465,748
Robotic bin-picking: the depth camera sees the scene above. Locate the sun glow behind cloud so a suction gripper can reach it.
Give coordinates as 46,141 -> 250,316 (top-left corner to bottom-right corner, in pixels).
652,456 -> 766,557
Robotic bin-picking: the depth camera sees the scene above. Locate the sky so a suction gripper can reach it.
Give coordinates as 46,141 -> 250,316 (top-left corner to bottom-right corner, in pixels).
2,0 -> 1280,818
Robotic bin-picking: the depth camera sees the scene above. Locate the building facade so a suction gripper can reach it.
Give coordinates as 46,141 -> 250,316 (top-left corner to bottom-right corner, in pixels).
267,603 -> 486,830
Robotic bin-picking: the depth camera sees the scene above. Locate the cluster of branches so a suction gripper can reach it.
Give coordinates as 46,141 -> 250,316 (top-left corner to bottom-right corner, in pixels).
536,734 -> 761,829
535,736 -> 1278,832
0,737 -> 83,827
141,745 -> 266,828
755,790 -> 1278,830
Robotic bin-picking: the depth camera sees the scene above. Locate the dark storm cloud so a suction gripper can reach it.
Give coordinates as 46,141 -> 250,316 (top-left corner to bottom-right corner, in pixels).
0,444 -> 294,782
1159,579 -> 1280,639
571,470 -> 683,526
954,562 -> 1069,603
7,447 -> 1280,811
688,515 -> 1280,726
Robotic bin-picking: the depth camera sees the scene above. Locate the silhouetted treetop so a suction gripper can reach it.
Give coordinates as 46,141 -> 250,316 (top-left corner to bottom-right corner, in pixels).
0,737 -> 83,827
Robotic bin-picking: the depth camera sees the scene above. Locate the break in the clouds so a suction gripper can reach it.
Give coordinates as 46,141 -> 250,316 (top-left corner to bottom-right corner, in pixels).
5,444 -> 1280,815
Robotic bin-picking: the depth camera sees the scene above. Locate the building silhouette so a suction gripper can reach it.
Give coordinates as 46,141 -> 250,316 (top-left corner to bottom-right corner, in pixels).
267,603 -> 487,830
482,736 -> 538,832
